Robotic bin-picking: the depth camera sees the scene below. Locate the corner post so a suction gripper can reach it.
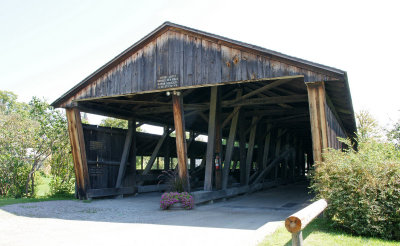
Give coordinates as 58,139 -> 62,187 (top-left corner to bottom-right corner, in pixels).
66,107 -> 90,200
306,81 -> 329,163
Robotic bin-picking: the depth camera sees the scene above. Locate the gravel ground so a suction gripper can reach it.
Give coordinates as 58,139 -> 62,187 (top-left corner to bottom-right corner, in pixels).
0,183 -> 312,246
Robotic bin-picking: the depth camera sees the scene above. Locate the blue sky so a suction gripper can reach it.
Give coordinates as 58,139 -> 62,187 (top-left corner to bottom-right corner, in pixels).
1,0 -> 399,128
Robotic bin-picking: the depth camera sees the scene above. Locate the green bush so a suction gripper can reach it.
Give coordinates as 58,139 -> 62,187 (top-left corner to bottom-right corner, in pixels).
311,139 -> 400,240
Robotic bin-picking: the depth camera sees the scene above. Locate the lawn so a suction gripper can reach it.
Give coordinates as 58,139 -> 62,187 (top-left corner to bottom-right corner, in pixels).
0,196 -> 72,207
259,218 -> 399,246
36,175 -> 51,197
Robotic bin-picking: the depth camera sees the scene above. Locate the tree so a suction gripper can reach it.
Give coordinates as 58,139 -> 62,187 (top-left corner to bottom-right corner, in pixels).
26,97 -> 73,196
387,118 -> 400,148
99,117 -> 142,132
100,117 -> 129,129
0,90 -> 18,113
0,91 -> 74,197
0,91 -> 33,197
356,110 -> 381,141
0,111 -> 35,197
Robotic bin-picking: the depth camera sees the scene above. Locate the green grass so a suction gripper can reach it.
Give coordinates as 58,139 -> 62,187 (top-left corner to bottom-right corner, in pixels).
0,196 -> 73,207
36,175 -> 51,197
259,218 -> 399,246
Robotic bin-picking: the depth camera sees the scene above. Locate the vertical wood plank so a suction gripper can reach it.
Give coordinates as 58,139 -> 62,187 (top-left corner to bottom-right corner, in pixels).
156,32 -> 169,82
221,45 -> 232,82
172,92 -> 190,192
201,39 -> 210,84
183,34 -> 195,86
143,41 -> 156,91
193,36 -> 202,84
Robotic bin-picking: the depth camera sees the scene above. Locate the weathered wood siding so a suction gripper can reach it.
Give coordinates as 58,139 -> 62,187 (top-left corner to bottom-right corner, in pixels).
83,124 -> 125,189
325,103 -> 347,149
60,30 -> 342,107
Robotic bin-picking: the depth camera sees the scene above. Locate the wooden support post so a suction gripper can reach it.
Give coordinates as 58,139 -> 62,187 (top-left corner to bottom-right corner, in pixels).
239,109 -> 247,186
141,156 -> 143,170
204,86 -> 218,191
256,126 -> 266,172
282,133 -> 291,180
125,124 -> 137,188
215,88 -> 222,190
274,129 -> 283,180
66,108 -> 90,200
164,127 -> 170,170
291,137 -> 297,180
306,82 -> 329,163
116,120 -> 135,189
297,139 -> 304,177
222,90 -> 242,189
172,91 -> 190,192
292,231 -> 303,246
189,132 -> 196,170
262,124 -> 272,169
245,116 -> 259,185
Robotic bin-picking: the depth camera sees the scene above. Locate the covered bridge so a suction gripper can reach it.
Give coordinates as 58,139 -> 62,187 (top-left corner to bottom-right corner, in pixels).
52,22 -> 356,200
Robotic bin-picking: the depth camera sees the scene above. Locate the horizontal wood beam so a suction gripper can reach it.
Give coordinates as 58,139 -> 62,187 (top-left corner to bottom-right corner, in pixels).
245,108 -> 309,117
223,95 -> 308,107
246,83 -> 294,109
232,79 -> 293,103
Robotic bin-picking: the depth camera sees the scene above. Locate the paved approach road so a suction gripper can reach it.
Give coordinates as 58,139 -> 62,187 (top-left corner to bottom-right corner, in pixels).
0,182 -> 312,246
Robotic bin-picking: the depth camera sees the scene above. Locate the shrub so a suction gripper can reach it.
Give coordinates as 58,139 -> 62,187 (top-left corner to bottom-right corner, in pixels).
160,192 -> 194,210
311,139 -> 400,240
158,169 -> 186,193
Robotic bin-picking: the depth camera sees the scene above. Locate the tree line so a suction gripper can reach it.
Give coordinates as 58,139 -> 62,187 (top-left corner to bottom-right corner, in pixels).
0,90 -> 133,198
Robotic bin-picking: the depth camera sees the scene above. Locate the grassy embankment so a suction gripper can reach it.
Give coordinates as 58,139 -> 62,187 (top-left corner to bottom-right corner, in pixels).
259,218 -> 399,246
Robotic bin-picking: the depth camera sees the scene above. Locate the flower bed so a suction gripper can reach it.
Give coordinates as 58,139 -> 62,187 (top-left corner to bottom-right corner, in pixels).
160,192 -> 194,210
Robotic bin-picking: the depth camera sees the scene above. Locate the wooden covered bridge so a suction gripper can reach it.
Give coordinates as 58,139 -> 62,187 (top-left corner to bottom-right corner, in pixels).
52,22 -> 356,200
